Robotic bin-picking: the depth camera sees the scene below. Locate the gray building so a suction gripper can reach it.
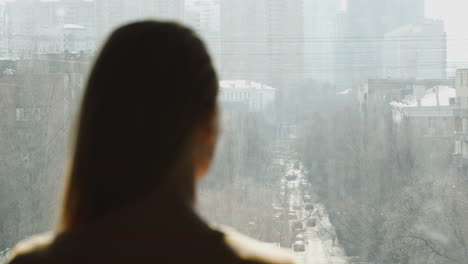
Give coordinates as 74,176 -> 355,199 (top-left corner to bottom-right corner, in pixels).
184,0 -> 221,69
335,0 -> 427,90
453,69 -> 468,169
5,0 -> 96,57
383,20 -> 447,80
95,0 -> 184,43
219,0 -> 303,90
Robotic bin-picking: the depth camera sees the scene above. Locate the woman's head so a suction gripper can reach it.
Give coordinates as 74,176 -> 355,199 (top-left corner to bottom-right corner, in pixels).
60,21 -> 218,230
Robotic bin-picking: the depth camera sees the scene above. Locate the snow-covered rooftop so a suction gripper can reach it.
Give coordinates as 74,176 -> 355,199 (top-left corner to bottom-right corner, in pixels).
336,89 -> 352,95
390,86 -> 455,108
220,80 -> 274,90
63,24 -> 86,29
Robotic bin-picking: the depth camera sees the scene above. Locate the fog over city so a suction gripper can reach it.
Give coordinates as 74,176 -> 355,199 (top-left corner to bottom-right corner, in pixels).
1,1 -> 467,264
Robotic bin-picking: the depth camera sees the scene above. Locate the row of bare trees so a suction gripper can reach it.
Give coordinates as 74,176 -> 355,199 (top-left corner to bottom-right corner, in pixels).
0,67 -> 85,250
292,80 -> 468,263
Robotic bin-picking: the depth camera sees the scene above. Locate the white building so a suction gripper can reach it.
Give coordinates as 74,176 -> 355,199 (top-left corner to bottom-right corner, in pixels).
383,19 -> 447,80
219,80 -> 276,111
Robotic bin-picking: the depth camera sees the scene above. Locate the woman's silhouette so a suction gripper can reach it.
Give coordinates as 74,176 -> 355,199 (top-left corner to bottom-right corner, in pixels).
7,21 -> 295,264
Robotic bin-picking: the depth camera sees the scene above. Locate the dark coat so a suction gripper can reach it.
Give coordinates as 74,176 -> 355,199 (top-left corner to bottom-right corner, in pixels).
7,194 -> 296,264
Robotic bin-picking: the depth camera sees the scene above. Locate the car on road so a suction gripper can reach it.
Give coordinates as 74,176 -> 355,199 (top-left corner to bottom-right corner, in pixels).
295,234 -> 305,242
273,212 -> 282,219
306,218 -> 316,227
273,206 -> 283,212
287,181 -> 296,189
305,203 -> 314,211
293,241 -> 305,252
292,221 -> 303,230
293,203 -> 302,210
288,212 -> 297,220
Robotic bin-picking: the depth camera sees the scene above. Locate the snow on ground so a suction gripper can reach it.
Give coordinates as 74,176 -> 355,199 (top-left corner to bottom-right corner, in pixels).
285,159 -> 348,264
0,249 -> 10,264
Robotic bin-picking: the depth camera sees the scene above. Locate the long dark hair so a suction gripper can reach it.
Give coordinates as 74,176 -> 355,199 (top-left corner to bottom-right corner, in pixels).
59,21 -> 218,231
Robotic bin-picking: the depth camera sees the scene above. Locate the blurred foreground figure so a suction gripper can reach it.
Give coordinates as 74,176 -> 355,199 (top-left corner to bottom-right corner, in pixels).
7,21 -> 295,264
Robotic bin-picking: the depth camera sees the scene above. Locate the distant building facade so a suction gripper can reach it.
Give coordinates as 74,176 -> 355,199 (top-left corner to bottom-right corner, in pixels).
219,0 -> 303,90
390,85 -> 456,174
303,0 -> 340,84
335,0 -> 427,90
453,69 -> 468,169
184,0 -> 221,68
3,0 -> 185,57
219,80 -> 276,112
185,0 -> 220,34
357,78 -> 453,112
391,86 -> 456,138
95,0 -> 184,41
5,0 -> 96,57
383,20 -> 447,80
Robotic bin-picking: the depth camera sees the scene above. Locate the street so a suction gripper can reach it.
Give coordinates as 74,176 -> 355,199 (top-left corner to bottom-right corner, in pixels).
280,159 -> 349,264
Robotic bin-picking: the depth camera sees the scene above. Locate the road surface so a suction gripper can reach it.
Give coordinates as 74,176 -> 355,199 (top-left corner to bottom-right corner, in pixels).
285,160 -> 348,264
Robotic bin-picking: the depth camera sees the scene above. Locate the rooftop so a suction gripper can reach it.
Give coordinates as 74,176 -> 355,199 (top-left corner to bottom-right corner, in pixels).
220,80 -> 274,90
336,89 -> 352,95
390,86 -> 455,108
63,24 -> 86,29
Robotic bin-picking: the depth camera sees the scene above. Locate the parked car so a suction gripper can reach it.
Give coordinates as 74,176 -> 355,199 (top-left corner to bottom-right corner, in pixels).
288,212 -> 297,220
293,241 -> 305,252
292,221 -> 303,230
306,218 -> 316,227
293,203 -> 302,210
295,234 -> 305,242
305,203 -> 315,211
285,174 -> 298,181
273,206 -> 283,212
273,212 -> 282,219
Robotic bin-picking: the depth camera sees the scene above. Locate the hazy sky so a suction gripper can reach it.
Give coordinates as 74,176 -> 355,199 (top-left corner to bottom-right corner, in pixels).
426,0 -> 468,71
0,0 -> 466,72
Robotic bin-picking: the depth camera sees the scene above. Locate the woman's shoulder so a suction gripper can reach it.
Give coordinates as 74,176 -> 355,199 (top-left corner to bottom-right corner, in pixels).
6,232 -> 55,264
212,224 -> 297,264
